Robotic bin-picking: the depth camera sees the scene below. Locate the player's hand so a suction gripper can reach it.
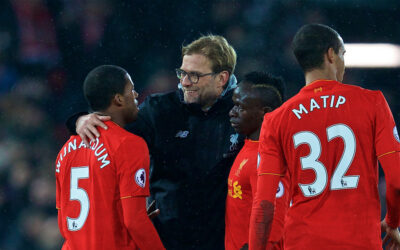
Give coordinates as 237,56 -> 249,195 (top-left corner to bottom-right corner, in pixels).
382,219 -> 400,250
76,113 -> 110,146
147,200 -> 160,220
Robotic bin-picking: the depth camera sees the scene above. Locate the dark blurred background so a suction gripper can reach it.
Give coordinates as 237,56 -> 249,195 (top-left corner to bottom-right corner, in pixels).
0,0 -> 399,249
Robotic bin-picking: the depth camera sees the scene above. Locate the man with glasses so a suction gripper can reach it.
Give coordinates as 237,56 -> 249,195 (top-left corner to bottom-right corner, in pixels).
66,35 -> 241,249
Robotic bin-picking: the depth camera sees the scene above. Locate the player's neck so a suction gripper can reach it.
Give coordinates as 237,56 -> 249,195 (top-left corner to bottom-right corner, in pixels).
305,69 -> 337,86
94,111 -> 126,128
247,127 -> 261,141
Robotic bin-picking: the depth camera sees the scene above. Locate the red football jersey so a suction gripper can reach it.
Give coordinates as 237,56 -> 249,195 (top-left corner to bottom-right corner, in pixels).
258,80 -> 400,249
225,139 -> 288,250
56,121 -> 150,250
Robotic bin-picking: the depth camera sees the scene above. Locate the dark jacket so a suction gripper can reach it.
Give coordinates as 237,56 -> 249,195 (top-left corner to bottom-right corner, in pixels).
127,85 -> 243,249
66,78 -> 243,250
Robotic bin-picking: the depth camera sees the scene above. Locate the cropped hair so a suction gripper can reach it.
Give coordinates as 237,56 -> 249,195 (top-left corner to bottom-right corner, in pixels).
182,35 -> 237,75
242,71 -> 285,110
83,65 -> 128,111
292,24 -> 342,72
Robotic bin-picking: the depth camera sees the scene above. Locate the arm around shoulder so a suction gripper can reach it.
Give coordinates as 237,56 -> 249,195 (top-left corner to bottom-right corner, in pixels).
66,111 -> 89,135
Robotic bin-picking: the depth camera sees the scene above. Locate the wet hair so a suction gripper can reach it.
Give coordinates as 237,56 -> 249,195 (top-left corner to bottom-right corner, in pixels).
182,34 -> 237,75
292,23 -> 342,72
241,71 -> 285,110
83,65 -> 128,111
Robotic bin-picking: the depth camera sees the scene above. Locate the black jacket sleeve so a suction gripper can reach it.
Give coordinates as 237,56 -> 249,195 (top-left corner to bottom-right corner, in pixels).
65,111 -> 89,135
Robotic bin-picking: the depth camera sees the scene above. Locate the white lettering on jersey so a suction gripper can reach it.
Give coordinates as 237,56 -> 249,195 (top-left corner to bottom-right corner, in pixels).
57,138 -> 111,172
320,95 -> 329,108
309,98 -> 320,111
56,160 -> 61,173
68,140 -> 77,153
78,140 -> 87,149
330,95 -> 335,107
292,95 -> 347,119
94,143 -> 106,156
98,153 -> 110,169
336,96 -> 346,108
292,103 -> 308,119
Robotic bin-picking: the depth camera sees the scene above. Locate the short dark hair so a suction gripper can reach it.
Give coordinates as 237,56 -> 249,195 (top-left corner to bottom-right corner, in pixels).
83,65 -> 128,111
292,24 -> 342,72
242,71 -> 285,110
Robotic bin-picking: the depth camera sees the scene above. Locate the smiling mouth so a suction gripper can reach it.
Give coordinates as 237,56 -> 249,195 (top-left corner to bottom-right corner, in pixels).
230,121 -> 240,127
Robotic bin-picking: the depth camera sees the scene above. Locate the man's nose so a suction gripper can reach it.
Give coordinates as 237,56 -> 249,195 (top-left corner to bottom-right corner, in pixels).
181,75 -> 192,87
133,90 -> 139,98
229,107 -> 237,117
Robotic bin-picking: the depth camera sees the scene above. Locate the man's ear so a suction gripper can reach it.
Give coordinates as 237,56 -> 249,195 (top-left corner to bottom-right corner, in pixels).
113,94 -> 124,106
263,106 -> 272,114
326,47 -> 335,64
218,71 -> 230,88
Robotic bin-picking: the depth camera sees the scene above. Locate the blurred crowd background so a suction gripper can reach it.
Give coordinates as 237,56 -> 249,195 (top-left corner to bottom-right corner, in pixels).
0,0 -> 399,249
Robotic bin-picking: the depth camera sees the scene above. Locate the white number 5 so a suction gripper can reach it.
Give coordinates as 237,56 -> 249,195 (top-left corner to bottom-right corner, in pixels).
293,124 -> 359,197
67,166 -> 90,231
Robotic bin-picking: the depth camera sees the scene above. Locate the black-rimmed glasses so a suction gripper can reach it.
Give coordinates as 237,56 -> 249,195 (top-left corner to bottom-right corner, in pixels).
175,68 -> 217,84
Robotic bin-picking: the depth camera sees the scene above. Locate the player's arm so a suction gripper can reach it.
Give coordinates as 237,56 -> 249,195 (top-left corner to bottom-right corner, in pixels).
373,92 -> 400,247
373,92 -> 400,226
249,165 -> 281,250
267,175 -> 289,248
249,114 -> 285,250
65,111 -> 110,145
73,113 -> 110,146
249,165 -> 288,249
117,136 -> 164,249
66,98 -> 154,146
121,197 -> 165,250
379,153 -> 400,229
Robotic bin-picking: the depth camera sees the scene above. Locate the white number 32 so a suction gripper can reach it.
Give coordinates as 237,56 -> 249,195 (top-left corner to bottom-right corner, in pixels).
293,124 -> 359,197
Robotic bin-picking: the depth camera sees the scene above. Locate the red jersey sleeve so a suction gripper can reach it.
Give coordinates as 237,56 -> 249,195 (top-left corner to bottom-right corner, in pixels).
116,136 -> 150,198
122,197 -> 165,250
258,113 -> 286,177
249,114 -> 288,250
258,118 -> 290,245
249,157 -> 289,245
268,176 -> 289,245
373,92 -> 400,228
385,179 -> 400,228
374,91 -> 400,157
379,152 -> 400,228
